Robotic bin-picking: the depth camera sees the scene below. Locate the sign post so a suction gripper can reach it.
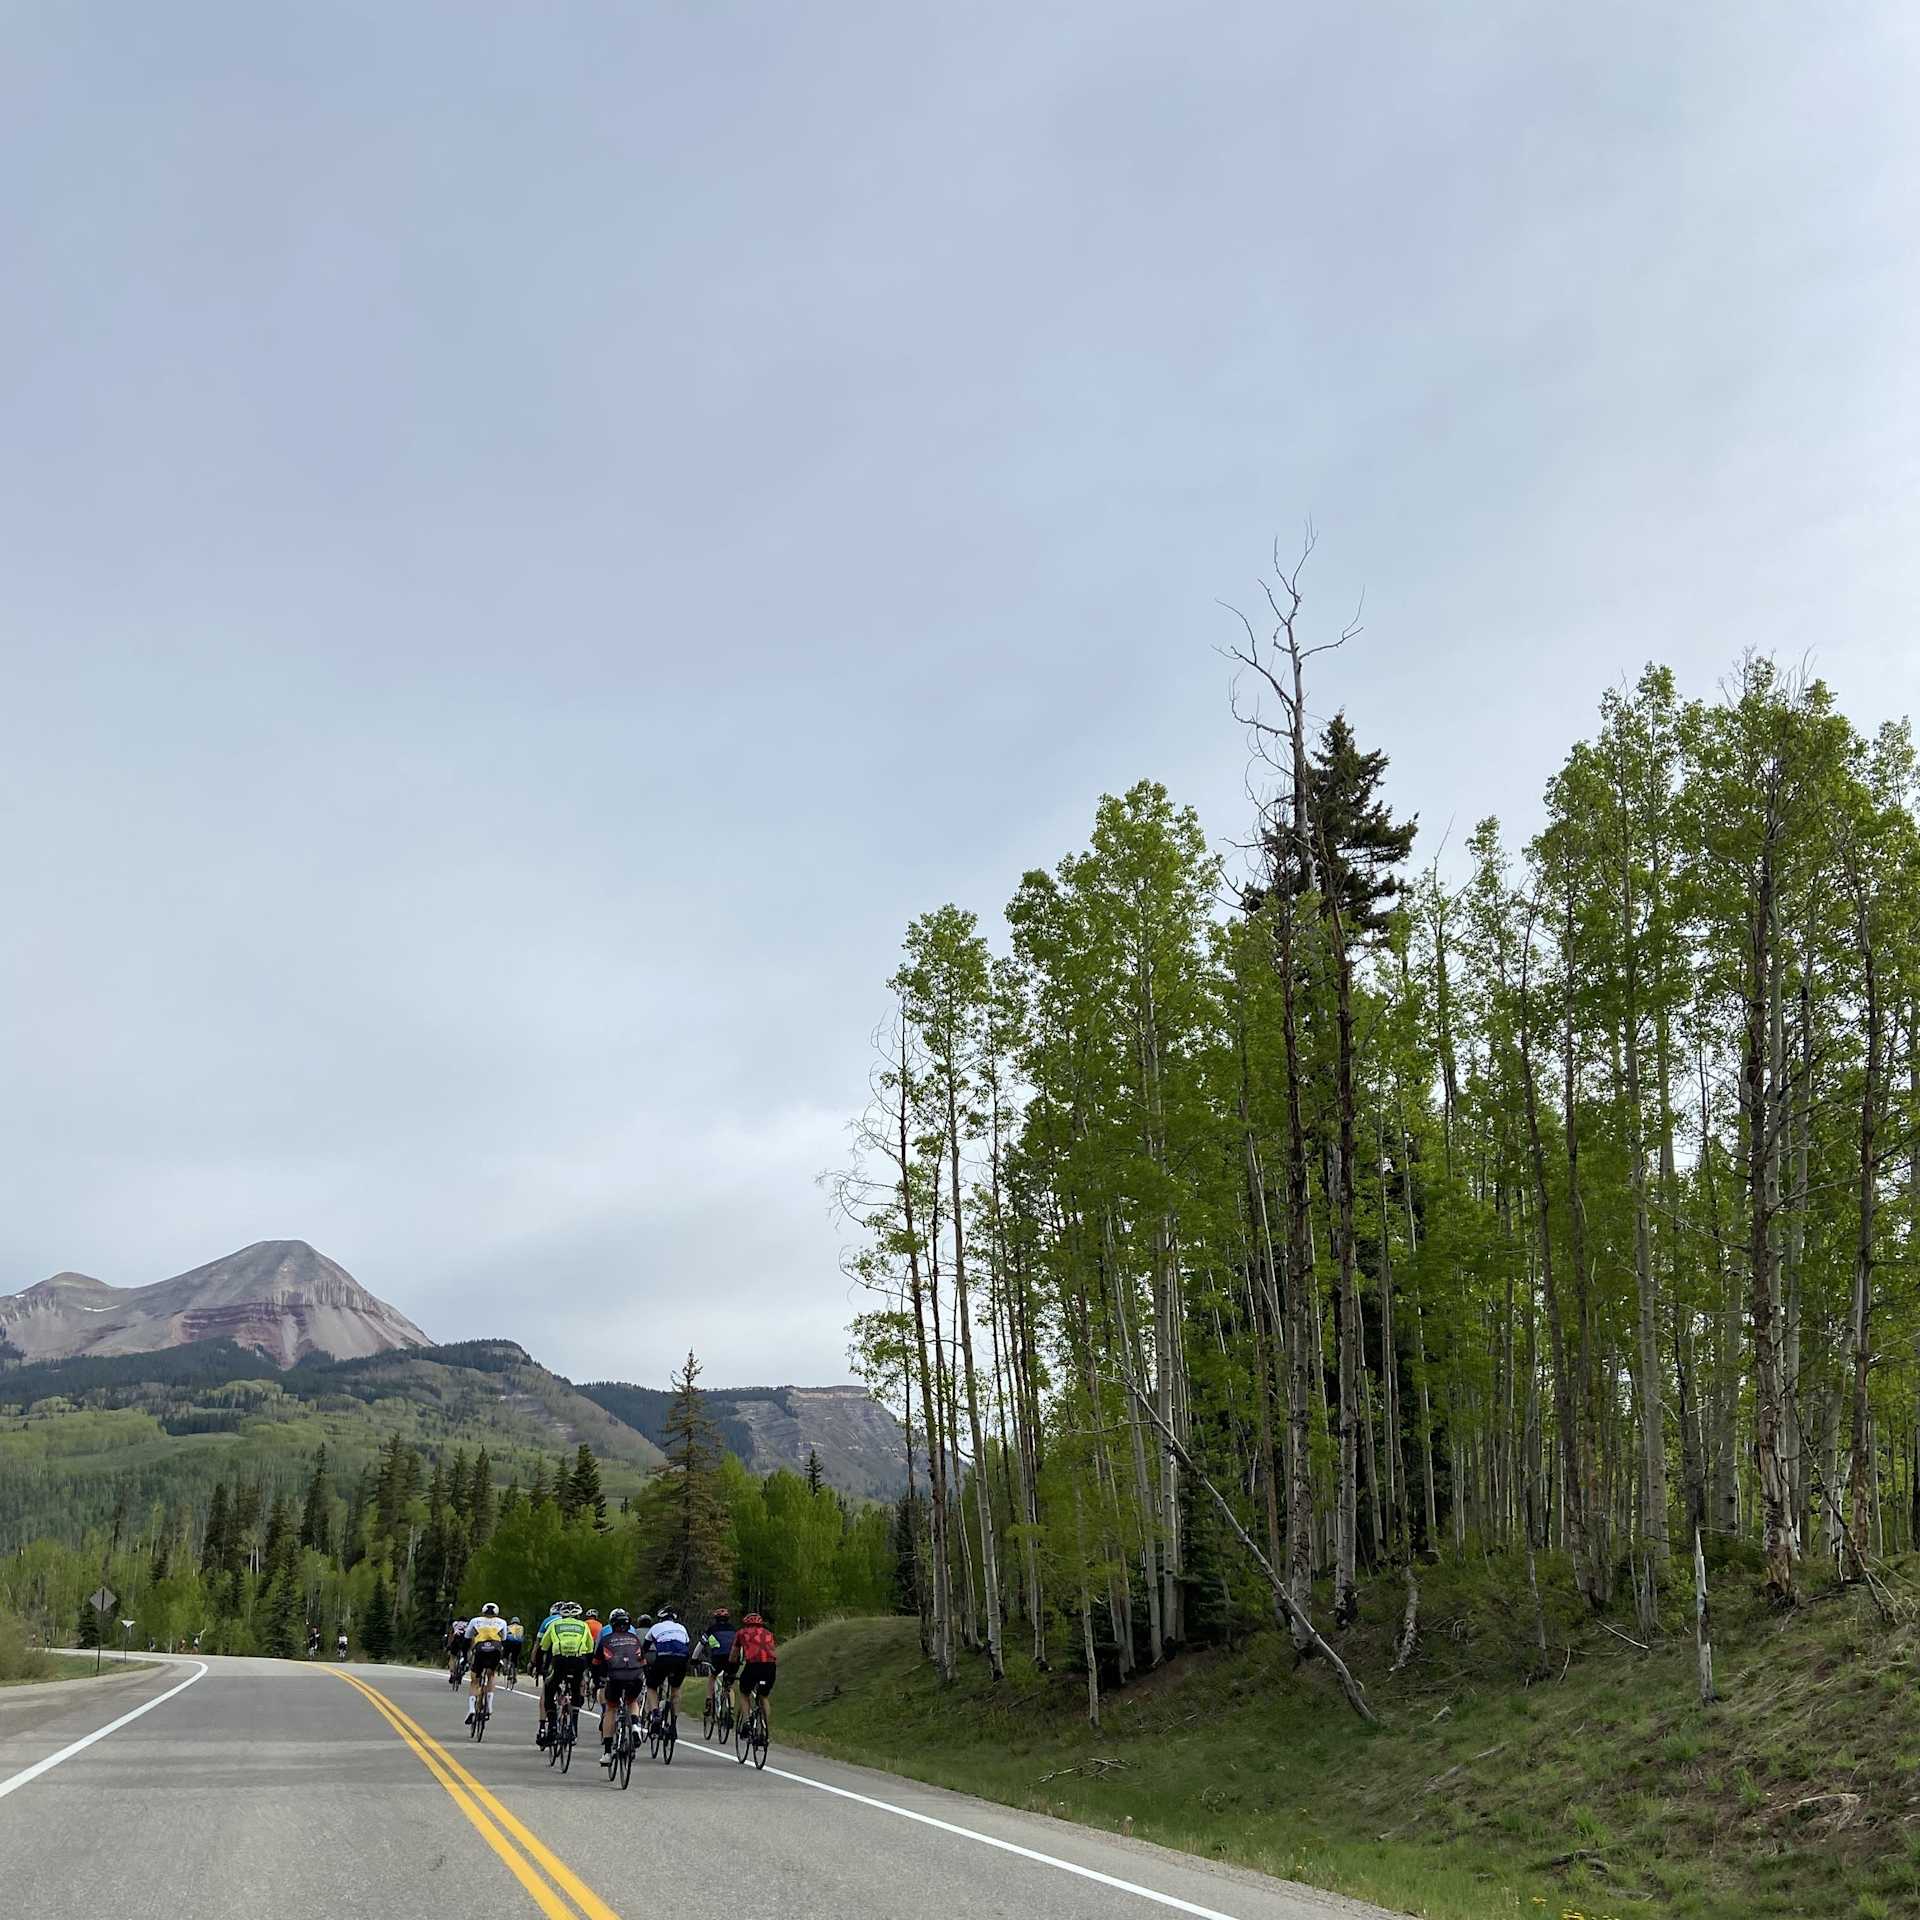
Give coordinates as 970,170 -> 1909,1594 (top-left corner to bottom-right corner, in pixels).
88,1586 -> 117,1676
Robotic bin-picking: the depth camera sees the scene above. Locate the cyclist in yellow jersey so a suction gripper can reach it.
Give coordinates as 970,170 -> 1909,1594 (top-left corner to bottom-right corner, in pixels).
464,1602 -> 507,1725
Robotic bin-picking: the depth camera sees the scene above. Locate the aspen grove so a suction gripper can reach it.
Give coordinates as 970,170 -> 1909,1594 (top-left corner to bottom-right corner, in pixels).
838,550 -> 1920,1724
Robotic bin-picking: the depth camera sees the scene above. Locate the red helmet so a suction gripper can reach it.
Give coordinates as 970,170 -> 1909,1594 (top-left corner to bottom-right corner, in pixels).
742,1612 -> 764,1628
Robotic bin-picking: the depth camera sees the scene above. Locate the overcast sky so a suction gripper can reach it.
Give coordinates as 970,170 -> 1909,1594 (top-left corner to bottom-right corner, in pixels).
3,4 -> 1915,1388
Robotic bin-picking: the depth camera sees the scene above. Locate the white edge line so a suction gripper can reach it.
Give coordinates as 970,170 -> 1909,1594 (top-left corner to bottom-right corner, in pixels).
0,1661 -> 209,1802
462,1672 -> 1242,1920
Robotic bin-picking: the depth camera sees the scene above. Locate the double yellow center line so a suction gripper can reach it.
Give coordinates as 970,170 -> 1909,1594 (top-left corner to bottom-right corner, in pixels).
331,1670 -> 620,1920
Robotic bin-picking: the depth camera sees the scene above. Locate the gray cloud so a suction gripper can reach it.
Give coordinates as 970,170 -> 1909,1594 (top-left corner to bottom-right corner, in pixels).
4,2 -> 1916,1384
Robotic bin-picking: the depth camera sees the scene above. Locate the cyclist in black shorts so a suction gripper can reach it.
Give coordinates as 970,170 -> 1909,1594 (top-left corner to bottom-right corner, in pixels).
594,1608 -> 646,1762
643,1606 -> 692,1732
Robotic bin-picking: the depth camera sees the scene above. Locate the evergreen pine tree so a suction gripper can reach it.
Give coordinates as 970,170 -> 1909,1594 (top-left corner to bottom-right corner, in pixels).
299,1444 -> 333,1556
653,1352 -> 734,1620
261,1490 -> 293,1575
805,1447 -> 825,1496
470,1449 -> 496,1545
260,1562 -> 303,1659
567,1445 -> 606,1530
201,1481 -> 231,1576
364,1574 -> 393,1660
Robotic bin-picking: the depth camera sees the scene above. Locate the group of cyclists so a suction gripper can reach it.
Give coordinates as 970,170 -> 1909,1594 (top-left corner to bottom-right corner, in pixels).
444,1600 -> 778,1772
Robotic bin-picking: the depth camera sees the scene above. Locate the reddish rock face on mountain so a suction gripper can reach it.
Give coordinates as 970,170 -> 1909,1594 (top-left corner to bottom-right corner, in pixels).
0,1240 -> 430,1367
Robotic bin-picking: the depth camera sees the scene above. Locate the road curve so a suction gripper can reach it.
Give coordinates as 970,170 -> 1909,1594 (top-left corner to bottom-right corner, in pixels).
0,1654 -> 1400,1920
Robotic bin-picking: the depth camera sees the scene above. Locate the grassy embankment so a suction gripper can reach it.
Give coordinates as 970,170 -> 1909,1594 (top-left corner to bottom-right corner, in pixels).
731,1554 -> 1920,1920
0,1610 -> 137,1687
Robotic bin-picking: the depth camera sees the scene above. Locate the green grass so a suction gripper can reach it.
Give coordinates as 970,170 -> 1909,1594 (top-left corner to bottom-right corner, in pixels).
0,1652 -> 120,1687
715,1557 -> 1920,1920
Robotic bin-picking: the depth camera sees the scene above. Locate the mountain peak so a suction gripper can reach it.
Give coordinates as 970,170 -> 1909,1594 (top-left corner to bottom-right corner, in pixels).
0,1241 -> 430,1368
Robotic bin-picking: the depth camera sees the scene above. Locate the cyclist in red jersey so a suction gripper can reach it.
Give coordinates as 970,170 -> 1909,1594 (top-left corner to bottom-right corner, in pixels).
734,1612 -> 778,1739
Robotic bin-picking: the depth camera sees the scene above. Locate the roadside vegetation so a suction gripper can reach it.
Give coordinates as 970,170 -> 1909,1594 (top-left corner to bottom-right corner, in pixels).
0,1609 -> 104,1686
773,1558 -> 1920,1920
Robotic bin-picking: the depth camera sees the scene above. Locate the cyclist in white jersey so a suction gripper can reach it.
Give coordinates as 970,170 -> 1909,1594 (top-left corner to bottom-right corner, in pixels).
642,1607 -> 692,1729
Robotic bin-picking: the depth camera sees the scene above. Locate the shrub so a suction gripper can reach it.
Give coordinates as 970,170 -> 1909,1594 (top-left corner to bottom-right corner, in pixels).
0,1609 -> 52,1683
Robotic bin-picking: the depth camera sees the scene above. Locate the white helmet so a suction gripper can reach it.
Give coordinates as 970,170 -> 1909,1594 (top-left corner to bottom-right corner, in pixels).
482,1602 -> 500,1617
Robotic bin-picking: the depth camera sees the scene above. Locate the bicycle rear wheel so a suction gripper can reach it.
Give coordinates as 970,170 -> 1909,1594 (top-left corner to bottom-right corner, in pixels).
617,1722 -> 633,1790
661,1704 -> 676,1765
559,1707 -> 576,1773
475,1696 -> 488,1742
752,1707 -> 768,1770
702,1689 -> 717,1741
735,1704 -> 750,1764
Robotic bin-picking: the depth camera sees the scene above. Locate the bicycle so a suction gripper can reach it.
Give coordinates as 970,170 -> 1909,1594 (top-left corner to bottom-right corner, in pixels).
706,1673 -> 735,1744
447,1651 -> 468,1689
555,1697 -> 579,1774
735,1691 -> 768,1770
605,1696 -> 637,1790
468,1683 -> 491,1742
504,1650 -> 519,1691
646,1692 -> 678,1765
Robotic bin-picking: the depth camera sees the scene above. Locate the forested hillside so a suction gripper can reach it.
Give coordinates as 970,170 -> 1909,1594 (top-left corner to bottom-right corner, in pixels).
0,1338 -> 663,1547
0,1357 -> 896,1662
839,548 -> 1920,1725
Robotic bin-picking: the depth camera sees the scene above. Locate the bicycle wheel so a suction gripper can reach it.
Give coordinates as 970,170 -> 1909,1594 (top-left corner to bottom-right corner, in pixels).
752,1709 -> 768,1771
475,1697 -> 488,1743
702,1688 -> 717,1741
661,1703 -> 676,1766
735,1703 -> 751,1764
559,1708 -> 575,1774
617,1722 -> 633,1791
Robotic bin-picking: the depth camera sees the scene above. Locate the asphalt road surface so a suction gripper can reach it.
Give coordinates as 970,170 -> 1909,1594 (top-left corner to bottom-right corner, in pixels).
0,1655 -> 1398,1920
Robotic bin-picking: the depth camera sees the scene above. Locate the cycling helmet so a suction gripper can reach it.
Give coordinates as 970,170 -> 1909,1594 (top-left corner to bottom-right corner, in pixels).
550,1600 -> 562,1615
558,1600 -> 582,1618
658,1606 -> 678,1623
481,1602 -> 500,1617
508,1616 -> 521,1626
636,1612 -> 654,1629
608,1608 -> 630,1629
712,1607 -> 732,1621
742,1612 -> 764,1627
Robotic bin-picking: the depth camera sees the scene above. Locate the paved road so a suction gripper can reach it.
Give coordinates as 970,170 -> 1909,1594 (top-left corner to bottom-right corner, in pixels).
0,1655 -> 1398,1920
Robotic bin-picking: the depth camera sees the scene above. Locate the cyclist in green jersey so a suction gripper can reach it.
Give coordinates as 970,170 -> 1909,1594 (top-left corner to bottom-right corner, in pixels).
536,1602 -> 595,1748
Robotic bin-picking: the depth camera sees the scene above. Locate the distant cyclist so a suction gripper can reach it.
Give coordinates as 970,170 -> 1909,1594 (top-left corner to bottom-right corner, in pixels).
447,1616 -> 470,1684
643,1606 -> 691,1733
582,1607 -> 603,1707
593,1608 -> 646,1763
536,1603 -> 595,1748
335,1630 -> 348,1660
465,1603 -> 507,1726
503,1615 -> 525,1686
699,1608 -> 739,1721
735,1612 -> 778,1740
